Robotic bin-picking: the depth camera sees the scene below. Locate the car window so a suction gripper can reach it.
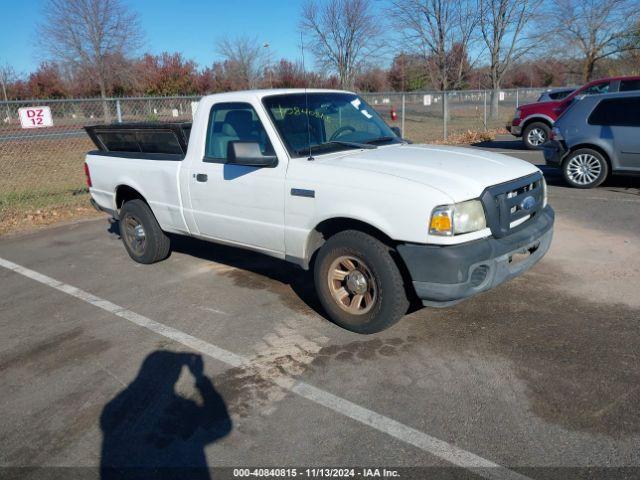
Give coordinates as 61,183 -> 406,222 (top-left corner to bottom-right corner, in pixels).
549,89 -> 573,100
204,102 -> 273,161
620,79 -> 640,92
588,97 -> 640,127
581,82 -> 610,96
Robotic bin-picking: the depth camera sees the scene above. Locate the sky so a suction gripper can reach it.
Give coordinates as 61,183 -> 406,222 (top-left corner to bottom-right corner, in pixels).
0,0 -> 308,75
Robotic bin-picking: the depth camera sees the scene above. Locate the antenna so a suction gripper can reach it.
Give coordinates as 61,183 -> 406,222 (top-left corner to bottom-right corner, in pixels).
300,33 -> 313,161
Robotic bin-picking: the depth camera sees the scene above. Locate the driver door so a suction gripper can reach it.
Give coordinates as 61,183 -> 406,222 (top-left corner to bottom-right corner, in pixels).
188,102 -> 286,254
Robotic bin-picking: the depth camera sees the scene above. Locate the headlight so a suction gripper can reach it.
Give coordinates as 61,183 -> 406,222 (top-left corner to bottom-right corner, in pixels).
429,200 -> 487,236
541,176 -> 548,208
514,108 -> 521,119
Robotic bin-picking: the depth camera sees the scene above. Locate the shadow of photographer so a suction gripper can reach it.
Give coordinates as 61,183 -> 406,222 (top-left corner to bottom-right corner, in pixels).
100,350 -> 231,480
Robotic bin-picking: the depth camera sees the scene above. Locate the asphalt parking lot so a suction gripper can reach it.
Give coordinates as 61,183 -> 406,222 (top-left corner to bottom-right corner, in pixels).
1,135 -> 639,479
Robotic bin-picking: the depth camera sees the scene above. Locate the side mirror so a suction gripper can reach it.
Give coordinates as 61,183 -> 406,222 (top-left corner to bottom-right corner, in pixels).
227,141 -> 277,167
390,126 -> 402,137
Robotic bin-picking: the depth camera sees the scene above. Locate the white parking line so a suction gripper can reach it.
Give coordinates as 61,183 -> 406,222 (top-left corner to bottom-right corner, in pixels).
0,256 -> 531,480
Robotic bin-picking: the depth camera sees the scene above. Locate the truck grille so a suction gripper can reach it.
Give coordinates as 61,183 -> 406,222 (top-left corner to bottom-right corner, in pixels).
480,173 -> 544,238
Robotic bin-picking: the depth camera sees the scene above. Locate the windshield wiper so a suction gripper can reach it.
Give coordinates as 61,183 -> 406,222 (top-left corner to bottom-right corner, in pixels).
294,140 -> 376,155
364,136 -> 397,144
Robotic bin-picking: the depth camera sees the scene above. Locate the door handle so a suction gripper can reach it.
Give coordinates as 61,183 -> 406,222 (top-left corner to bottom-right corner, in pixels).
195,173 -> 208,182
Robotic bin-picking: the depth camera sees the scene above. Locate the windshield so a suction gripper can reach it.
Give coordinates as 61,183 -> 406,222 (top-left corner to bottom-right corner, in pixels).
262,92 -> 401,157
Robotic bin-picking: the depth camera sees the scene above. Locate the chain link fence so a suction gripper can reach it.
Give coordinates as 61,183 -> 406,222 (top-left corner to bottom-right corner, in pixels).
0,88 -> 545,228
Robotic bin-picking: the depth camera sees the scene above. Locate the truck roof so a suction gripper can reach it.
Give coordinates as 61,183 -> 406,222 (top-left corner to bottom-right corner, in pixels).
200,88 -> 356,102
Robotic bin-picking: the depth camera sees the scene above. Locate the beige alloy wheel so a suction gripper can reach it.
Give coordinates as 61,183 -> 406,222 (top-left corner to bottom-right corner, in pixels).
327,255 -> 377,315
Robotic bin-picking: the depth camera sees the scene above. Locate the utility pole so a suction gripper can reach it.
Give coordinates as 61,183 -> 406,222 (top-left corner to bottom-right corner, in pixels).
0,65 -> 11,124
263,43 -> 272,88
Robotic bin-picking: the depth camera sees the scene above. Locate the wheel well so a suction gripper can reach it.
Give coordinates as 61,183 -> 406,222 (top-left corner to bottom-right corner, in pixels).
306,217 -> 418,304
115,185 -> 147,211
564,144 -> 612,172
522,117 -> 552,131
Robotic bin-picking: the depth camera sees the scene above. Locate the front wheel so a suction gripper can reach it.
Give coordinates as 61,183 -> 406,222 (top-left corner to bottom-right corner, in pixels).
562,148 -> 608,189
314,230 -> 410,334
119,199 -> 171,264
522,122 -> 551,150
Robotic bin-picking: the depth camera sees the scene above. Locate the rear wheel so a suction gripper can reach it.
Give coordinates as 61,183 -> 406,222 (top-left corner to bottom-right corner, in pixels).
522,122 -> 551,150
119,199 -> 170,264
314,230 -> 409,334
562,148 -> 608,189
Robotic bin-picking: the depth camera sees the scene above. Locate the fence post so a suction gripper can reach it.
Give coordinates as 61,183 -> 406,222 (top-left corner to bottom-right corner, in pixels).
401,93 -> 405,137
443,92 -> 448,141
116,99 -> 122,123
516,89 -> 519,109
483,90 -> 487,131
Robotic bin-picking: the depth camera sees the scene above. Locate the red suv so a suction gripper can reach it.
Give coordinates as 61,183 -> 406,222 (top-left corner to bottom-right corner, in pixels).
508,76 -> 640,149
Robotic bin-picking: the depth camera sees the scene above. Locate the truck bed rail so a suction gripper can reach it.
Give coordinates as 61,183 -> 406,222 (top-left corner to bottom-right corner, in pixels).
84,122 -> 191,156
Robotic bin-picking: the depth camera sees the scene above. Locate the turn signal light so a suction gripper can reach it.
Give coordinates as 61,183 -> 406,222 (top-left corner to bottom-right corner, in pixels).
429,212 -> 452,234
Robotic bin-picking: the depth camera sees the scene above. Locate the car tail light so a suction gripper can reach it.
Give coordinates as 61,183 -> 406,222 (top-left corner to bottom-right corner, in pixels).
550,127 -> 563,141
83,162 -> 92,187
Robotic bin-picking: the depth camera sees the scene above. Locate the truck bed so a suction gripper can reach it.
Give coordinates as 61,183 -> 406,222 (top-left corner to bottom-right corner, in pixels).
84,122 -> 191,160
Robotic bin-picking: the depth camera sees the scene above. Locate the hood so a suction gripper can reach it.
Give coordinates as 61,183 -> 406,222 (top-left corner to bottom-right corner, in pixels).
519,99 -> 562,112
320,144 -> 540,202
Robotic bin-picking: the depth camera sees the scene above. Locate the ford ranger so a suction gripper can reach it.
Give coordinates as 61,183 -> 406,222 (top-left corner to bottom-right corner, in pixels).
85,89 -> 554,333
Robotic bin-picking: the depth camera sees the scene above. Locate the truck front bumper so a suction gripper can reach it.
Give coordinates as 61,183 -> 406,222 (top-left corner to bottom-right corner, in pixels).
397,206 -> 554,307
506,123 -> 521,136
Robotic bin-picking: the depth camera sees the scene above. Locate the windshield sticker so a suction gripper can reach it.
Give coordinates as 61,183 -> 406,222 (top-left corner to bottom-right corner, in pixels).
361,109 -> 372,119
277,105 -> 325,120
350,98 -> 361,109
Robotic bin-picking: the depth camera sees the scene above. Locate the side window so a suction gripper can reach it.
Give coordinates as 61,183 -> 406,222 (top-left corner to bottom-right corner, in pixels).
620,80 -> 640,92
588,98 -> 640,127
204,102 -> 273,161
582,82 -> 610,96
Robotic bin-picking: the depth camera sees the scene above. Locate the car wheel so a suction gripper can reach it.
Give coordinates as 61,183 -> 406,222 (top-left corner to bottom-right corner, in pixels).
562,148 -> 609,189
314,230 -> 410,334
523,122 -> 551,150
119,199 -> 171,264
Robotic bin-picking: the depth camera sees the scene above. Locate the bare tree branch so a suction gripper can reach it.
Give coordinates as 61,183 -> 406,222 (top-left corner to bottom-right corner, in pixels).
37,0 -> 142,119
215,36 -> 269,89
300,0 -> 385,90
390,0 -> 479,91
538,0 -> 640,82
478,0 -> 533,119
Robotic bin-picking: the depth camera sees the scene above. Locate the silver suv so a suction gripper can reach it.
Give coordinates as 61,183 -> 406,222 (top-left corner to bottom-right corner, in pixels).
543,91 -> 640,188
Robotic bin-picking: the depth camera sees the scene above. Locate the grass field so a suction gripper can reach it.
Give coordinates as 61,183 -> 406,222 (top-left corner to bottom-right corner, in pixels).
0,136 -> 96,234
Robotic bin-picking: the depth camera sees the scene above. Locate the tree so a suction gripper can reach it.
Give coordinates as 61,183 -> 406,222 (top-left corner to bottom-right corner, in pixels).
137,53 -> 199,96
300,0 -> 384,90
390,0 -> 478,92
479,0 -> 533,119
268,60 -> 307,88
215,36 -> 269,89
388,53 -> 427,91
541,0 -> 640,82
37,0 -> 142,120
355,68 -> 390,92
26,62 -> 68,99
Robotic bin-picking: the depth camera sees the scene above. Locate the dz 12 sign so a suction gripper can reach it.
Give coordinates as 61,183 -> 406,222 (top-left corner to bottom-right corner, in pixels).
18,106 -> 54,129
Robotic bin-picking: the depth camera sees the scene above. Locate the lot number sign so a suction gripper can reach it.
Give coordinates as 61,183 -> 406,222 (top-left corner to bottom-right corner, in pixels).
18,106 -> 53,129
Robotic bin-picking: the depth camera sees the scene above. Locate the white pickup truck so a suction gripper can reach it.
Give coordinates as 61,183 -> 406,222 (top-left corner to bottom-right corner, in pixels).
85,89 -> 554,333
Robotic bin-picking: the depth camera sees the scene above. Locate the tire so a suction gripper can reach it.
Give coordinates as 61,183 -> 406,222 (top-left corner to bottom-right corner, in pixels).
562,148 -> 609,189
119,199 -> 170,264
522,122 -> 551,150
314,230 -> 410,334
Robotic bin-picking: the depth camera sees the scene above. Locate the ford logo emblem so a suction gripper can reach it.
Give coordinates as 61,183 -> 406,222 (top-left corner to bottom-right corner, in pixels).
521,196 -> 536,210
